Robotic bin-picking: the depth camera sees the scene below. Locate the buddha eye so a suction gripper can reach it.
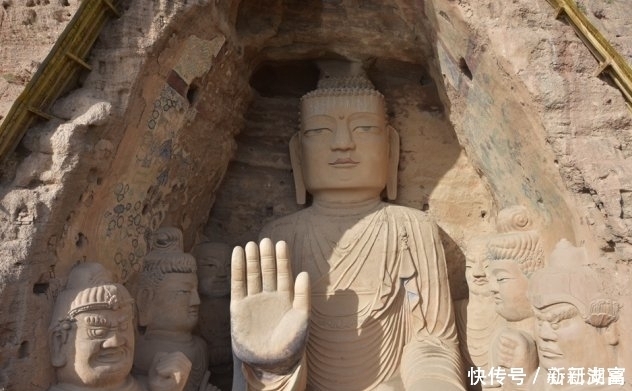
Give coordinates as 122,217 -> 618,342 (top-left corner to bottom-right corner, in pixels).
353,125 -> 379,133
303,128 -> 330,136
87,327 -> 109,339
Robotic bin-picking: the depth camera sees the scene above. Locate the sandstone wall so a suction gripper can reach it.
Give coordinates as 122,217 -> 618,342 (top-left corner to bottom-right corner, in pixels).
0,0 -> 630,389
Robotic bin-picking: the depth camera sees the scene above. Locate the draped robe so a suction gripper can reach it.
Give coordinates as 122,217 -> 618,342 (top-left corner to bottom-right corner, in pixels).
243,201 -> 464,391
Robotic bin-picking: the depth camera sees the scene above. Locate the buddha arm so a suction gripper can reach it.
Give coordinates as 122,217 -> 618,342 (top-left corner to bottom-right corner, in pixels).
399,219 -> 465,391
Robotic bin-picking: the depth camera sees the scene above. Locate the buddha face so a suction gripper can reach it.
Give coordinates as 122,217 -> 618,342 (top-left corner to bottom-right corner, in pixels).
488,260 -> 533,321
300,98 -> 389,202
56,307 -> 134,387
194,242 -> 231,298
147,272 -> 200,333
465,241 -> 490,296
535,303 -> 615,369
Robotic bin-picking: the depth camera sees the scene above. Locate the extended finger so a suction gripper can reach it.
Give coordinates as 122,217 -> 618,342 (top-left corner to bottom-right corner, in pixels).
245,241 -> 262,295
260,238 -> 277,292
293,271 -> 311,313
231,246 -> 246,301
276,241 -> 293,296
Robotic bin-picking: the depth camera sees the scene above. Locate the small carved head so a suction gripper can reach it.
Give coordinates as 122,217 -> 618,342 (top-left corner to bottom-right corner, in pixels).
290,76 -> 400,204
487,206 -> 544,321
136,227 -> 200,333
192,241 -> 231,298
464,235 -> 493,297
49,262 -> 134,388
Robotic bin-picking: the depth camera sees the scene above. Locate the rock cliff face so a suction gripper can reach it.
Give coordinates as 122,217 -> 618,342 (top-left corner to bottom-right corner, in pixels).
0,0 -> 630,389
0,0 -> 80,122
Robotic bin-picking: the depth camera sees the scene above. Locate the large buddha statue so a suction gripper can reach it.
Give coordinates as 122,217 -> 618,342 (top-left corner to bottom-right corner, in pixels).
48,262 -> 191,391
229,76 -> 465,390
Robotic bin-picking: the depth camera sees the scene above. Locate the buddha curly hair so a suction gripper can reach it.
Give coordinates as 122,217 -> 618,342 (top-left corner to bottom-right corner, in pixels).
138,227 -> 197,290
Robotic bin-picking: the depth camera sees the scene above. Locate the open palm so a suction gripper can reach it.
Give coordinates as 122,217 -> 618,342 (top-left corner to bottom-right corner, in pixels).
230,239 -> 310,374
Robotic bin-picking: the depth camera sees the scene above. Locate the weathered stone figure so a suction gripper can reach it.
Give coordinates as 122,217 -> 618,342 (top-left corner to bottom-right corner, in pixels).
134,227 -> 210,391
528,240 -> 623,391
193,241 -> 232,367
454,235 -> 505,375
49,262 -> 191,391
230,76 -> 464,390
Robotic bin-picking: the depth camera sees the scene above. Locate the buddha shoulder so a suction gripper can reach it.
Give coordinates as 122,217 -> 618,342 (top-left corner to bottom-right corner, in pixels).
259,208 -> 309,239
382,203 -> 434,224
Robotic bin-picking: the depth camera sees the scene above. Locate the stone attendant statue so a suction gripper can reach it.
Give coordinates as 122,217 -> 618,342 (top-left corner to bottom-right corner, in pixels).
528,240 -> 625,391
486,206 -> 543,389
135,227 -> 212,391
454,235 -> 505,381
230,76 -> 465,391
193,241 -> 232,367
49,262 -> 191,391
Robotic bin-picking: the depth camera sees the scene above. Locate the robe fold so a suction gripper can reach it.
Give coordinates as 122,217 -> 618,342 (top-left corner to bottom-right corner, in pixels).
243,202 -> 464,391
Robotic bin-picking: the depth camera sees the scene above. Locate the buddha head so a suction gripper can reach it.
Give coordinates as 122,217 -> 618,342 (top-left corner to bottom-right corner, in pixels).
486,206 -> 544,321
290,76 -> 400,205
192,241 -> 231,298
529,240 -> 620,369
464,235 -> 492,297
136,227 -> 200,334
49,262 -> 135,388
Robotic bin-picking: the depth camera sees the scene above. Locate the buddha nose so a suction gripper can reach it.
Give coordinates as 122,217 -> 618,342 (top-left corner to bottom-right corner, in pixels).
331,124 -> 355,151
102,332 -> 126,348
472,262 -> 486,278
488,279 -> 499,294
191,289 -> 201,306
538,320 -> 557,342
217,263 -> 228,278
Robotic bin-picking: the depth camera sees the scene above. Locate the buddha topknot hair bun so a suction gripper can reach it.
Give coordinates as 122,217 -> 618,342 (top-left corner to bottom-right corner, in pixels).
301,76 -> 384,101
317,76 -> 377,90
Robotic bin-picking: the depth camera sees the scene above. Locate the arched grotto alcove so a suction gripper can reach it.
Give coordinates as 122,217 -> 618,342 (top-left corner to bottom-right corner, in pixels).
0,0 -> 631,389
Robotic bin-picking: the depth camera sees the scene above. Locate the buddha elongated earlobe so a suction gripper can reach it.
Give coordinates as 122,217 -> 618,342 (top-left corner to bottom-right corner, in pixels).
289,133 -> 306,205
136,288 -> 154,327
387,125 -> 400,201
50,327 -> 69,368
